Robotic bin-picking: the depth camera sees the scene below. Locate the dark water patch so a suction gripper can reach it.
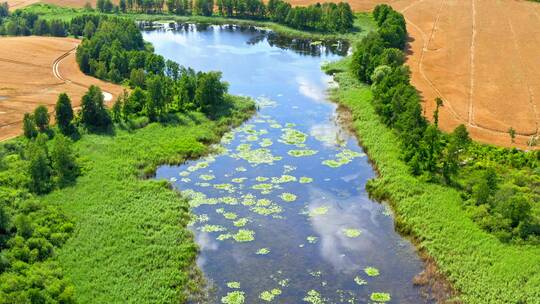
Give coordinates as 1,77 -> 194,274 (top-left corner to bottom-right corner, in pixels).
149,25 -> 432,304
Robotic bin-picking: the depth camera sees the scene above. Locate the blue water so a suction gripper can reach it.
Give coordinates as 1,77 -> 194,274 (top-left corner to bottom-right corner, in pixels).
150,24 -> 430,303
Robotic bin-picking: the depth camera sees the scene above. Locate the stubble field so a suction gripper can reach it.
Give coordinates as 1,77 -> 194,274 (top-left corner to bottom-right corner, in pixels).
290,0 -> 540,148
0,36 -> 121,141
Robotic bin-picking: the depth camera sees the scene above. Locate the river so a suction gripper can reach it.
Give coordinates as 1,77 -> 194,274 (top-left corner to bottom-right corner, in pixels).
149,24 -> 430,304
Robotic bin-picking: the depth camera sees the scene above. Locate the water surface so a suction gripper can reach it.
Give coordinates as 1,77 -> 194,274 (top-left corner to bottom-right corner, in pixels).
149,24 -> 429,304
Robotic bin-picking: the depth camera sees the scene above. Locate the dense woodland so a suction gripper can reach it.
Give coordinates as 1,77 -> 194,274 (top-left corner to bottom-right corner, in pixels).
351,4 -> 539,244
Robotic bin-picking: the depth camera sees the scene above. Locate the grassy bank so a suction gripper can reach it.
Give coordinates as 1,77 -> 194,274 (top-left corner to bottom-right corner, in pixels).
19,3 -> 376,42
326,64 -> 540,303
37,97 -> 254,302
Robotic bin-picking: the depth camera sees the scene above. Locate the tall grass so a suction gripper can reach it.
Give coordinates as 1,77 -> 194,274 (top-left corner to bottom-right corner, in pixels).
328,65 -> 540,303
38,98 -> 255,302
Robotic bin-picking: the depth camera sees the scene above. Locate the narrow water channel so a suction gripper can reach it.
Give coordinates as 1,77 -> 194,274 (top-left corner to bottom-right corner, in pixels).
150,24 -> 430,303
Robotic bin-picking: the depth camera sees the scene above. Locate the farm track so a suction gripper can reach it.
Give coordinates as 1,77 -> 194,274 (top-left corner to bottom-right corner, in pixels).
0,44 -> 115,141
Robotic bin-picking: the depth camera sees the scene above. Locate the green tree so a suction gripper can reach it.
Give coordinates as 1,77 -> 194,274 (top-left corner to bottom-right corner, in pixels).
195,71 -> 228,116
33,105 -> 50,132
23,113 -> 38,139
508,127 -> 516,143
51,134 -> 79,187
80,85 -> 112,131
55,93 -> 74,135
83,20 -> 96,38
27,134 -> 52,194
433,97 -> 443,127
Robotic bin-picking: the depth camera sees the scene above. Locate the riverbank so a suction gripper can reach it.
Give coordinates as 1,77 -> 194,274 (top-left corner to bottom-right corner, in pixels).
325,61 -> 540,303
37,97 -> 255,302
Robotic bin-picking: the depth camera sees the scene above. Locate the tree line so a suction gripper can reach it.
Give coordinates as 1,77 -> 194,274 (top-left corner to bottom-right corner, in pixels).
351,4 -> 539,243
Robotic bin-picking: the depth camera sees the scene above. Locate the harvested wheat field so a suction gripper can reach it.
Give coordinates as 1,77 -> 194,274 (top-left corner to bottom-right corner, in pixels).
0,36 -> 122,141
290,0 -> 540,148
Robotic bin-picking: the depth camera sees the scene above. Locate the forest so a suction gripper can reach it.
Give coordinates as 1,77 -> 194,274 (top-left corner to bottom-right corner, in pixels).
350,4 -> 539,244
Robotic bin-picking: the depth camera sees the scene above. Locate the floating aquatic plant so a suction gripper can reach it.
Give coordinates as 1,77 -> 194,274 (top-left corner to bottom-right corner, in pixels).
214,183 -> 235,193
308,206 -> 329,217
179,171 -> 190,177
303,290 -> 324,304
246,134 -> 259,141
259,289 -> 281,301
299,177 -> 313,184
342,228 -> 362,238
251,204 -> 283,216
278,279 -> 289,287
180,178 -> 191,183
200,224 -> 227,233
233,229 -> 255,242
259,138 -> 273,147
370,292 -> 391,302
187,161 -> 209,172
217,233 -> 233,241
255,176 -> 269,182
354,276 -> 367,286
280,193 -> 297,202
364,267 -> 380,277
271,175 -> 297,184
199,174 -> 215,181
223,212 -> 238,220
256,248 -> 270,255
280,128 -> 307,146
221,196 -> 239,205
257,97 -> 278,108
288,149 -> 318,157
227,282 -> 241,289
221,291 -> 245,304
309,270 -> 322,278
270,123 -> 282,129
283,165 -> 296,173
232,145 -> 282,165
307,236 -> 318,244
232,177 -> 247,183
233,218 -> 249,227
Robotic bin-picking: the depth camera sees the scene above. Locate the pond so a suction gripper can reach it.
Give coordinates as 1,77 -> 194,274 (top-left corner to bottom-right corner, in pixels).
149,24 -> 430,304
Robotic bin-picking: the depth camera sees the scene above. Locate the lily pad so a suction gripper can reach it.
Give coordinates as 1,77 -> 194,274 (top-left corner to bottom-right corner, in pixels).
354,276 -> 367,286
280,128 -> 308,146
223,212 -> 238,220
199,174 -> 215,181
288,149 -> 318,157
227,282 -> 241,289
280,192 -> 297,202
233,218 -> 249,227
370,292 -> 391,302
200,224 -> 227,233
303,290 -> 324,304
308,206 -> 329,217
233,229 -> 255,242
271,175 -> 297,184
259,138 -> 273,147
221,291 -> 245,304
299,177 -> 313,184
232,177 -> 247,183
256,248 -> 270,255
217,233 -> 233,241
307,236 -> 318,244
364,267 -> 380,277
342,228 -> 362,238
259,289 -> 281,301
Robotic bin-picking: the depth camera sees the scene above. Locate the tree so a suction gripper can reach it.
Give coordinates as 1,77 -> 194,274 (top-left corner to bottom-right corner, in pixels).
119,0 -> 127,12
55,93 -> 74,135
80,85 -> 111,130
194,71 -> 228,115
33,105 -> 50,132
50,134 -> 78,187
433,97 -> 443,127
130,68 -> 146,88
27,134 -> 52,194
23,113 -> 38,139
82,20 -> 95,38
0,2 -> 9,18
508,127 -> 516,143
